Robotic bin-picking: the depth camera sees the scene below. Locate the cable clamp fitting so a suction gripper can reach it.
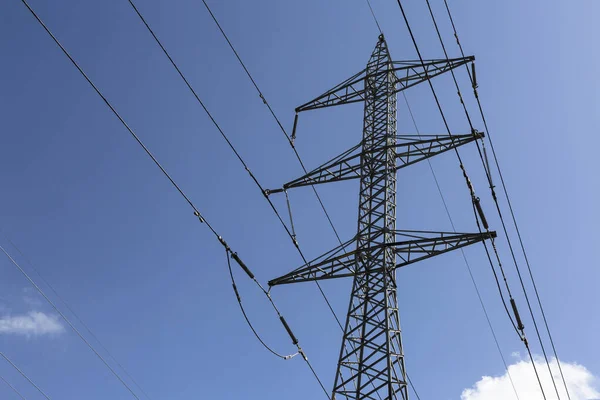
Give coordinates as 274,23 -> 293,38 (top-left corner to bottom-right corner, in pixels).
193,210 -> 205,223
472,128 -> 484,138
217,236 -> 229,250
298,348 -> 308,361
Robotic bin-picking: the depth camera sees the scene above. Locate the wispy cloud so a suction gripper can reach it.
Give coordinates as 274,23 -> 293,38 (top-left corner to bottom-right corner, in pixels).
0,311 -> 64,337
462,356 -> 599,400
22,287 -> 43,308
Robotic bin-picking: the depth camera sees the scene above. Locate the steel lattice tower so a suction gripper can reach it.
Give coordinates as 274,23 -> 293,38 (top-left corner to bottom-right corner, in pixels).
267,35 -> 495,400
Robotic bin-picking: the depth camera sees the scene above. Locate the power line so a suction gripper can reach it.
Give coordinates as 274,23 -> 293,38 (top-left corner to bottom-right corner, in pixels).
124,0 -> 345,330
18,2 -> 329,396
393,0 -> 465,165
225,249 -> 298,361
0,374 -> 27,400
124,4 -> 372,396
196,0 -> 347,254
422,0 -> 476,134
2,231 -> 154,400
441,1 -> 571,398
1,352 -> 51,400
221,247 -> 330,399
392,1 -> 552,398
188,8 -> 383,394
366,1 -> 518,394
402,92 -> 521,400
424,0 -> 567,390
0,244 -> 142,400
181,4 -> 401,397
17,0 -> 213,230
346,4 -> 518,399
365,0 -> 383,35
468,190 -> 548,400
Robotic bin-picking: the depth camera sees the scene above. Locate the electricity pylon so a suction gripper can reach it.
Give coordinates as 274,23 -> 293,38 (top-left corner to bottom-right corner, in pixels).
267,35 -> 495,400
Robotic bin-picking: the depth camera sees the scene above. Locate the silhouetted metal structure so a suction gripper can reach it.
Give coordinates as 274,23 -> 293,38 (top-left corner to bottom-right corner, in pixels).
268,35 -> 494,400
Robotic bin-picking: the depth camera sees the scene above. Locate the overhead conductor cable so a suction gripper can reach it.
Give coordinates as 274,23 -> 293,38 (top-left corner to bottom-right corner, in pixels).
19,1 -> 329,397
442,1 -> 571,398
395,0 -> 549,397
1,352 -> 52,400
124,4 -> 362,397
0,374 -> 27,400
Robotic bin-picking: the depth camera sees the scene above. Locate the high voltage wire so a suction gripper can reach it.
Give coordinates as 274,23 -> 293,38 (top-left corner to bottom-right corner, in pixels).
421,0 -> 565,392
187,10 -> 375,392
196,0 -> 348,254
13,1 -> 569,399
193,0 -> 353,332
363,3 -> 519,399
399,0 -> 566,397
0,374 -> 27,400
188,2 -> 424,399
393,0 -> 552,397
402,90 -> 520,400
442,1 -> 572,399
432,0 -> 567,397
18,1 -> 330,397
225,249 -> 299,360
365,0 -> 383,35
0,244 -> 142,400
1,231 -> 154,400
1,352 -> 51,400
124,0 -> 345,333
124,2 -> 381,397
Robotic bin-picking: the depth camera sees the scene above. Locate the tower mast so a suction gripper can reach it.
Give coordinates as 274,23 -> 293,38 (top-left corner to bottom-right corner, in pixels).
268,35 -> 494,400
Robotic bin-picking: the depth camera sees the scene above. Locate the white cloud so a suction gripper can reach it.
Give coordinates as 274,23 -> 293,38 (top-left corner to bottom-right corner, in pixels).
0,311 -> 64,337
462,356 -> 600,400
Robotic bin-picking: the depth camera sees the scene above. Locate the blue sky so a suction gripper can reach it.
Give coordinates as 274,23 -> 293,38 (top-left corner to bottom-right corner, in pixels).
1,0 -> 598,399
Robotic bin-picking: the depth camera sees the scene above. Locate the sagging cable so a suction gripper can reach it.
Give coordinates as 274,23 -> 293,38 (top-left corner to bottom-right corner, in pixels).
225,249 -> 298,360
224,250 -> 326,397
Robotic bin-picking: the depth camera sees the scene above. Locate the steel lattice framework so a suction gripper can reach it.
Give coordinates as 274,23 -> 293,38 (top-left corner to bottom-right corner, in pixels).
268,35 -> 495,400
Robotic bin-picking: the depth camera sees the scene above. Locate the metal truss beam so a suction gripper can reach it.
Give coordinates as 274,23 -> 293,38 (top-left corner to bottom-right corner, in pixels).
268,230 -> 496,286
295,56 -> 474,113
271,133 -> 483,191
